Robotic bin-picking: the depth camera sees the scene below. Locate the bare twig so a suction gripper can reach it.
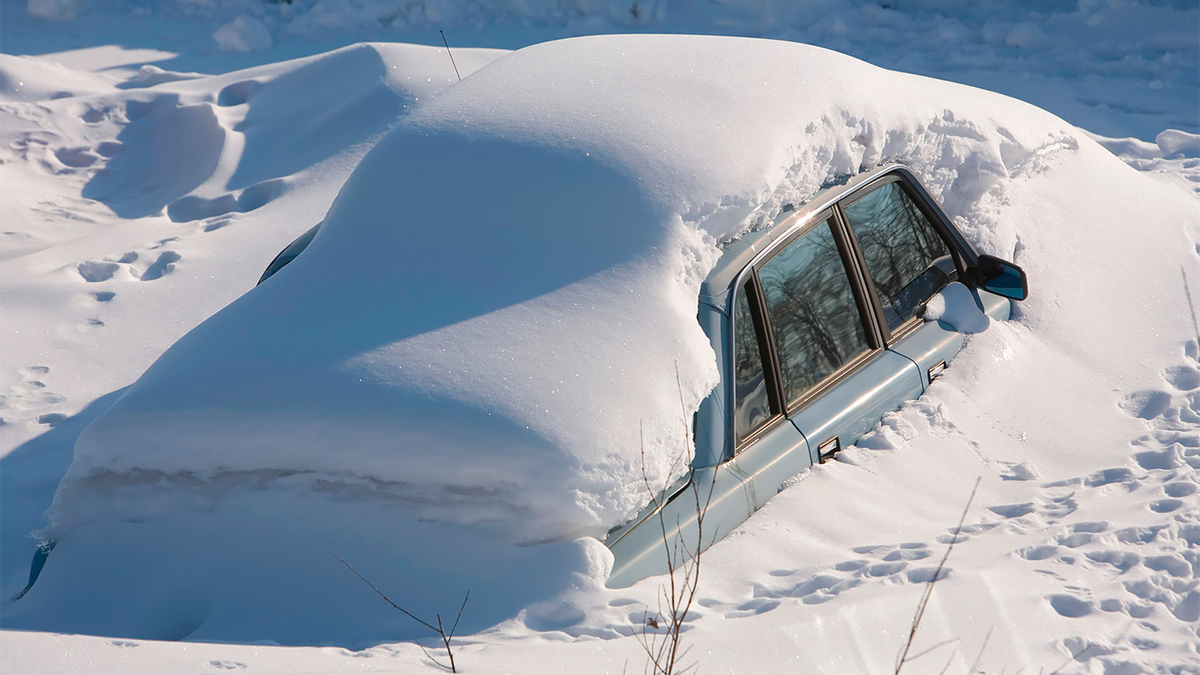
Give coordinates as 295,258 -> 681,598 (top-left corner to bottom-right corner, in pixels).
635,364 -> 717,675
439,30 -> 462,81
895,476 -> 982,674
906,637 -> 958,664
332,553 -> 469,672
449,589 -> 471,639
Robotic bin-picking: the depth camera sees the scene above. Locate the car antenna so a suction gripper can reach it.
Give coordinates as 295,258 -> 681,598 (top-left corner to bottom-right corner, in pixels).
440,30 -> 462,82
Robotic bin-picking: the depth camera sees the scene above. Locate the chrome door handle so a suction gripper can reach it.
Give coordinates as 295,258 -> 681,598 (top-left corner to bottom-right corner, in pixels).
818,436 -> 841,463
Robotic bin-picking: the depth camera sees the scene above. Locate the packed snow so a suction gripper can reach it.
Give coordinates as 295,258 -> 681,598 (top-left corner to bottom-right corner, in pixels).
2,0 -> 1198,673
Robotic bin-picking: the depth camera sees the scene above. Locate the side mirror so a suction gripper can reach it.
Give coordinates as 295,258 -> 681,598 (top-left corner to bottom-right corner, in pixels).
976,254 -> 1028,301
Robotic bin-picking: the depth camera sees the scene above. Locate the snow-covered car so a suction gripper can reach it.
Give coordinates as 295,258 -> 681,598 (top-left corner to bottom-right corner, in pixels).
606,163 -> 1026,584
10,34 -> 1049,646
259,163 -> 1027,586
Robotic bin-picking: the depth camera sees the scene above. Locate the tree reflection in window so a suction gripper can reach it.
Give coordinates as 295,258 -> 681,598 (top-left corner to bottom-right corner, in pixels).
759,220 -> 871,404
733,283 -> 772,443
843,182 -> 954,331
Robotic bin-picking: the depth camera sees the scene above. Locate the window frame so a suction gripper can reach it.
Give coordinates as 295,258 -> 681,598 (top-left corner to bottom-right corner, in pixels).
730,274 -> 788,447
835,175 -> 968,344
725,167 -> 971,457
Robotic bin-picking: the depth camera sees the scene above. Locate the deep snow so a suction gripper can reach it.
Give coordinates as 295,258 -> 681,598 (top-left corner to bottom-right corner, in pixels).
2,1 -> 1199,673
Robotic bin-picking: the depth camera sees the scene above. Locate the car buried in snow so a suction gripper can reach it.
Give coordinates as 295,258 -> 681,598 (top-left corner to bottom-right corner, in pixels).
14,36 -> 1042,643
258,162 -> 1027,586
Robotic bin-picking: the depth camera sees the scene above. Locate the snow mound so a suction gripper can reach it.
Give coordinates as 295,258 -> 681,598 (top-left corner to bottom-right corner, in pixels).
16,35 -> 1184,648
1157,128 -> 1200,159
0,54 -> 118,102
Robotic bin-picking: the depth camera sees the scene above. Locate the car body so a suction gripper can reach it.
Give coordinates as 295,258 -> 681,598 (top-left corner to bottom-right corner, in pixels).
259,162 -> 1027,587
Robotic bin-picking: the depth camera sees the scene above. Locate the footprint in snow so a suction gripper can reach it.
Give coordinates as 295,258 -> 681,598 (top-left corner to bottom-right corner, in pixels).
1012,345 -> 1200,671
1083,466 -> 1136,488
77,260 -> 120,282
138,251 -> 180,281
36,412 -> 67,426
1164,364 -> 1200,391
1000,460 -> 1039,480
988,502 -> 1036,519
1120,390 -> 1174,420
1134,446 -> 1185,470
1017,544 -> 1059,561
6,366 -> 66,423
1049,593 -> 1094,618
54,146 -> 99,168
79,106 -> 111,124
167,177 -> 285,224
1162,481 -> 1197,497
216,80 -> 261,107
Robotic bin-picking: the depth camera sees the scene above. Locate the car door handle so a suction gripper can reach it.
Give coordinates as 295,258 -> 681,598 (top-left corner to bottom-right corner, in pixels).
928,360 -> 947,382
818,436 -> 841,463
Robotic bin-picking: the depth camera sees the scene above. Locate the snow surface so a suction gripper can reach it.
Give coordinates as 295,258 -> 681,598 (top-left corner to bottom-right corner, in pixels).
2,1 -> 1199,673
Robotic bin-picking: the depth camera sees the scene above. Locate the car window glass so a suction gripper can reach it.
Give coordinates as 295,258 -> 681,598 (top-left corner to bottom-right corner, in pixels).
759,219 -> 871,404
733,283 -> 773,443
842,182 -> 954,331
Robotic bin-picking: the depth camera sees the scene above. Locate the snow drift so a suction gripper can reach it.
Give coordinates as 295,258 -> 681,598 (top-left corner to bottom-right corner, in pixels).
9,35 -> 1195,653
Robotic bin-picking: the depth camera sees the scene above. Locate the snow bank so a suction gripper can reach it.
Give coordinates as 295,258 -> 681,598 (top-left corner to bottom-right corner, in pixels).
1157,128 -> 1200,159
0,53 -> 118,102
0,39 -> 505,623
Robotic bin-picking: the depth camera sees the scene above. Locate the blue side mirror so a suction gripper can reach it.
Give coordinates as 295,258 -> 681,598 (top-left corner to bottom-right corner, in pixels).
976,254 -> 1028,301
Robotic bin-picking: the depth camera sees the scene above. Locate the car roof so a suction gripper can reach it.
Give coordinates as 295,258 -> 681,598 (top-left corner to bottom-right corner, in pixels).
700,163 -> 905,303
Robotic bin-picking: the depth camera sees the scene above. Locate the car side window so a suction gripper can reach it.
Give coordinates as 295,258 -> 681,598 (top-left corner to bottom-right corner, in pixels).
842,182 -> 954,332
758,219 -> 872,405
733,282 -> 773,443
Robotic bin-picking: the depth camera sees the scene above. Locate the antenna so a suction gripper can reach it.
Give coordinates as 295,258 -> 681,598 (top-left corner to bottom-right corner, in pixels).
440,30 -> 462,82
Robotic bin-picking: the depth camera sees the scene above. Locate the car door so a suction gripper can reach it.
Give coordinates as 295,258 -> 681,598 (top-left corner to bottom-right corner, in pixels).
839,177 -> 972,391
722,269 -> 813,512
728,211 -> 924,508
